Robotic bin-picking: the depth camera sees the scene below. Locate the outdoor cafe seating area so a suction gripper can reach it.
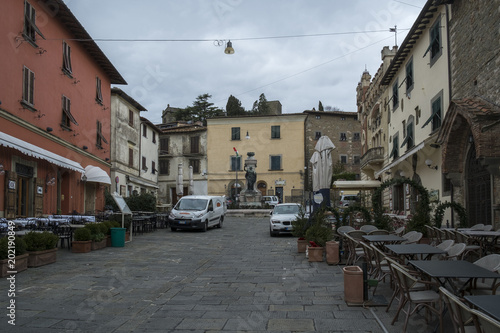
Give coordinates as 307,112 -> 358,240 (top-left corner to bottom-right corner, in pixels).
336,222 -> 500,332
0,212 -> 170,247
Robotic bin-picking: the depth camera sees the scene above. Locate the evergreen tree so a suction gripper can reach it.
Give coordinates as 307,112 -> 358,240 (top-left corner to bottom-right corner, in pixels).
174,94 -> 224,126
226,95 -> 246,116
257,93 -> 270,115
318,101 -> 324,111
251,100 -> 259,114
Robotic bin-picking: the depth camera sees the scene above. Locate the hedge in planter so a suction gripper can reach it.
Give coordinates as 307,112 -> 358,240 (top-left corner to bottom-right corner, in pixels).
0,236 -> 29,277
72,228 -> 92,253
23,231 -> 59,267
85,223 -> 107,250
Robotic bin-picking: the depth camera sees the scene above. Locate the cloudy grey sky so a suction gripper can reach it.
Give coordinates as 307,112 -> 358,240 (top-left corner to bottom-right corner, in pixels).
64,0 -> 426,124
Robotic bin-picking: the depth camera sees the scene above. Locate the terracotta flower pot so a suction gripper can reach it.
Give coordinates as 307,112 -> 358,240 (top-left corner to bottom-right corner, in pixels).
0,253 -> 29,277
308,246 -> 324,262
27,248 -> 57,267
343,265 -> 364,304
91,239 -> 107,251
326,241 -> 339,265
297,239 -> 308,253
72,240 -> 92,253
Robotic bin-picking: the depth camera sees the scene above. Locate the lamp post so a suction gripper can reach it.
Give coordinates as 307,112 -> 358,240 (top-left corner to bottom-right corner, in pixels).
233,147 -> 240,206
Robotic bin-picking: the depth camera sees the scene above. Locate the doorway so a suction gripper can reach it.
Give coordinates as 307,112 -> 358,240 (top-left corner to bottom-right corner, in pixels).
275,186 -> 283,203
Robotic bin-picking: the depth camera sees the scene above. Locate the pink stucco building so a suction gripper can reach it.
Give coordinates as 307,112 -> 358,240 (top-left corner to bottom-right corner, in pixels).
0,0 -> 126,217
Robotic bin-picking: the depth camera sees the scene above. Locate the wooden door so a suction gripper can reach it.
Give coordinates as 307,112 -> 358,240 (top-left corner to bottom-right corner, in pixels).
5,171 -> 17,218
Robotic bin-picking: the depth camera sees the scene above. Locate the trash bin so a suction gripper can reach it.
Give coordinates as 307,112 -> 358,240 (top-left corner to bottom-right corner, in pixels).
343,265 -> 364,304
110,227 -> 126,247
326,241 -> 339,265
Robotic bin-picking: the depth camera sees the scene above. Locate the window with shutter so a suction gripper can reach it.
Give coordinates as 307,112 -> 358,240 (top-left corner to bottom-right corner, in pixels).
61,95 -> 78,128
62,41 -> 72,75
23,1 -> 45,45
96,76 -> 103,104
22,66 -> 35,108
231,127 -> 240,140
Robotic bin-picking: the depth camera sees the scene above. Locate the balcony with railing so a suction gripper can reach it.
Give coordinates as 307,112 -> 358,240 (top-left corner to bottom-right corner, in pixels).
360,147 -> 384,169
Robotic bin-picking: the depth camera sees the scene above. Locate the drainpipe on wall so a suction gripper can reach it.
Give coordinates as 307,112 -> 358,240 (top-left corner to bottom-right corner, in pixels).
446,4 -> 455,227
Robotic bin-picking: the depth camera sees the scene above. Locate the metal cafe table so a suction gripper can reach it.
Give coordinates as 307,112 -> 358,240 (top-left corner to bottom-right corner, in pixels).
465,295 -> 500,321
409,260 -> 500,295
385,244 -> 446,261
362,234 -> 406,248
463,230 -> 500,255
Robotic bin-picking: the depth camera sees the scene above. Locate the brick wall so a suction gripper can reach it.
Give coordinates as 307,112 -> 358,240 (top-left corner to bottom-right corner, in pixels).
450,0 -> 500,104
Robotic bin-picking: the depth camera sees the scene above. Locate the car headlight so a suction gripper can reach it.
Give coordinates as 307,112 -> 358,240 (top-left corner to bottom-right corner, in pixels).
271,220 -> 281,224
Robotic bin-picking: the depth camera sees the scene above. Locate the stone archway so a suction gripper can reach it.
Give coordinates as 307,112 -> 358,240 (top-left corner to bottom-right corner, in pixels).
257,181 -> 267,197
436,98 -> 500,226
372,178 -> 430,231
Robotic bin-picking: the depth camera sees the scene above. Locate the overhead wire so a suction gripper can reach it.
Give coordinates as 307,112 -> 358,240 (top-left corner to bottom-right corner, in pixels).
47,28 -> 409,43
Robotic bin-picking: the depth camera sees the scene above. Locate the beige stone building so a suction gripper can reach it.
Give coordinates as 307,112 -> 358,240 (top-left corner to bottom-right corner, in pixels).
206,114 -> 306,204
156,121 -> 207,208
110,88 -> 159,198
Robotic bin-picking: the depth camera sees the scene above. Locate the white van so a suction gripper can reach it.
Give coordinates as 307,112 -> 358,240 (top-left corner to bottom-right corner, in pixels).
168,195 -> 227,232
263,196 -> 279,207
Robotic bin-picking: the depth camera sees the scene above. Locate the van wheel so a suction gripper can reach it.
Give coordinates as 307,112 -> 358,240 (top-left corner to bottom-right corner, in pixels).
217,217 -> 223,228
202,221 -> 208,232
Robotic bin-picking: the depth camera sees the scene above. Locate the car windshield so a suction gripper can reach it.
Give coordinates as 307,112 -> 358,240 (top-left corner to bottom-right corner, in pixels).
175,199 -> 207,211
273,205 -> 300,215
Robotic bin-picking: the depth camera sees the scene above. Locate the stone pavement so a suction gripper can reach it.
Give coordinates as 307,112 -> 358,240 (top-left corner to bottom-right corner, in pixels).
0,217 -> 446,332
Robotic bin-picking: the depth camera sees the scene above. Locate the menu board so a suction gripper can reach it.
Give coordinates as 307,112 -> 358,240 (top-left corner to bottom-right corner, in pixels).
112,192 -> 132,215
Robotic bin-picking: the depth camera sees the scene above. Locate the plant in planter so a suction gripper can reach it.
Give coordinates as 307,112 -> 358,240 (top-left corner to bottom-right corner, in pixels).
102,221 -> 118,246
72,228 -> 92,253
305,209 -> 334,262
0,236 -> 29,277
23,231 -> 59,267
85,223 -> 107,250
291,209 -> 310,253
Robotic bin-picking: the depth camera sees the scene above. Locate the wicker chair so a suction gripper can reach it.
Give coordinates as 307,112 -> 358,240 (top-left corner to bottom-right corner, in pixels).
439,287 -> 480,333
391,264 -> 442,332
471,309 -> 500,333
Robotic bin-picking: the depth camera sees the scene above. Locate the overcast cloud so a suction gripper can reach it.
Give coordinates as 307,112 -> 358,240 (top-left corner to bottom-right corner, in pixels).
64,0 -> 426,124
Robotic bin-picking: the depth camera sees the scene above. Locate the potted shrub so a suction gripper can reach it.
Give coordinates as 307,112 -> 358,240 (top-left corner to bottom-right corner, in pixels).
0,236 -> 29,277
85,223 -> 107,251
72,228 -> 92,253
305,210 -> 334,262
291,209 -> 310,253
23,231 -> 59,267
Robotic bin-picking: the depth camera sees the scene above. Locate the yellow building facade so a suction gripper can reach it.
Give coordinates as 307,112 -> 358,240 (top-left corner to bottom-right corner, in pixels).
206,114 -> 307,204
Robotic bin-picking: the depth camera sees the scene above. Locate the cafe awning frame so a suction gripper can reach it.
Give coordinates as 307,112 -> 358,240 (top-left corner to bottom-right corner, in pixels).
375,142 -> 425,178
333,180 -> 381,190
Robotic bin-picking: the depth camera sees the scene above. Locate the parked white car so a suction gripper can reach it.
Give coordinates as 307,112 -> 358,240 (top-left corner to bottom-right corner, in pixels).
269,203 -> 303,237
168,195 -> 227,232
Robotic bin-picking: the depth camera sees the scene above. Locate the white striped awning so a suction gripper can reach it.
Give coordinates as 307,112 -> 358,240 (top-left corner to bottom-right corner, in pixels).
0,131 -> 84,173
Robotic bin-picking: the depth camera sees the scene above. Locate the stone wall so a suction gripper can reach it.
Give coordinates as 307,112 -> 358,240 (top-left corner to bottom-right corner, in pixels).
450,0 -> 500,104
